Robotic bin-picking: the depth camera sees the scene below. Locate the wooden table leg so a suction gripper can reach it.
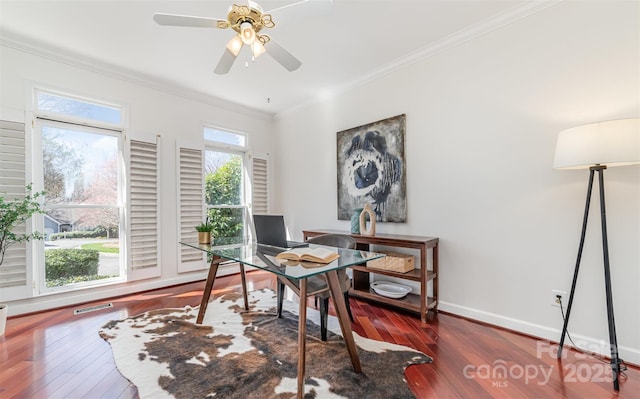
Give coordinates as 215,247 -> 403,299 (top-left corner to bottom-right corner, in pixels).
433,243 -> 439,313
196,255 -> 224,324
419,242 -> 427,323
326,270 -> 361,372
239,263 -> 249,311
296,279 -> 308,399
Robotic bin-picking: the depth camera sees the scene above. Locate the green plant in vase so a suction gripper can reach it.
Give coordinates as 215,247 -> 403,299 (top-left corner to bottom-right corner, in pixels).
0,184 -> 45,334
0,184 -> 46,265
195,217 -> 214,244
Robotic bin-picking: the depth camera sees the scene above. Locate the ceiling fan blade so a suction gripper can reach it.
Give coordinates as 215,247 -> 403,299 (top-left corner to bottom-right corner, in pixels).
266,0 -> 333,22
264,39 -> 301,72
214,48 -> 239,75
153,13 -> 227,29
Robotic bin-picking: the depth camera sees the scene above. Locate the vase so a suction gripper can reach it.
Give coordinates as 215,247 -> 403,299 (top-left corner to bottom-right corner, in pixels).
198,231 -> 211,244
351,208 -> 363,234
359,204 -> 376,236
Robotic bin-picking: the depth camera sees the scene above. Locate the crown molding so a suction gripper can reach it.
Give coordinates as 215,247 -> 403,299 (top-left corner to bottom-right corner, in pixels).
0,30 -> 274,121
275,0 -> 562,120
1,0 -> 561,122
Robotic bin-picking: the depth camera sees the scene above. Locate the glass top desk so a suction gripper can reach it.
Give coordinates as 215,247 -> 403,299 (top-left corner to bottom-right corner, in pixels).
180,237 -> 383,399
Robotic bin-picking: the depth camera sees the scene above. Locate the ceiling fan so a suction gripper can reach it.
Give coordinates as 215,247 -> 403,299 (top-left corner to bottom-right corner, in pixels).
153,0 -> 309,74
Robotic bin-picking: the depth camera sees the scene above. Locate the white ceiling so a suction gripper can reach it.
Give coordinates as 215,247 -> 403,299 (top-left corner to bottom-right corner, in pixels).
0,0 -> 550,116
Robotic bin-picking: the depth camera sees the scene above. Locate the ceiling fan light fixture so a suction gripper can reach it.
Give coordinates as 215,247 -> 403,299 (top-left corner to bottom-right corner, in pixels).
154,0 -> 304,74
251,40 -> 266,58
226,35 -> 244,56
240,22 -> 256,44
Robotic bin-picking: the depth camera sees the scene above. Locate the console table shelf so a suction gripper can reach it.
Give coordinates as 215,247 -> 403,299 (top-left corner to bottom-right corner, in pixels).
349,265 -> 435,282
303,229 -> 439,323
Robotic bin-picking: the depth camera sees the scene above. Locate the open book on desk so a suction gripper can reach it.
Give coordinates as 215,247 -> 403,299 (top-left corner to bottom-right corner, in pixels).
275,247 -> 339,264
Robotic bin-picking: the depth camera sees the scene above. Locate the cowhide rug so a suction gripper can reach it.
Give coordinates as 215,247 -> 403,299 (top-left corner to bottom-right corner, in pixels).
100,288 -> 431,399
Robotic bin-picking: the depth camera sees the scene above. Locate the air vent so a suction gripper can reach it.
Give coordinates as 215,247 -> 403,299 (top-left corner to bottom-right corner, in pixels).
74,303 -> 113,315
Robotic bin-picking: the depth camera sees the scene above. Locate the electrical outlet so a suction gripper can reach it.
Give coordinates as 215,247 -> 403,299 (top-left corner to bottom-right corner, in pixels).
552,289 -> 567,308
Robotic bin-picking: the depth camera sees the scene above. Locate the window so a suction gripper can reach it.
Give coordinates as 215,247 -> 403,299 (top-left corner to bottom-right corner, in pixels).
177,127 -> 267,273
203,128 -> 248,240
34,90 -> 125,292
36,90 -> 121,125
204,127 -> 245,147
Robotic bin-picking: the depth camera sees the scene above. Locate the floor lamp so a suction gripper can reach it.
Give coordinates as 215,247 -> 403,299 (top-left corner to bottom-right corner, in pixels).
553,118 -> 640,391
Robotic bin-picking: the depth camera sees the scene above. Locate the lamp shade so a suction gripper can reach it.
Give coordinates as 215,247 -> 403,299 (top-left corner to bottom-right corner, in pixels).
240,22 -> 256,45
226,35 -> 243,57
553,119 -> 640,170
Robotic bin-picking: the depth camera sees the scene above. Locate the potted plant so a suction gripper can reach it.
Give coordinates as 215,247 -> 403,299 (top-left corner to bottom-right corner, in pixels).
0,184 -> 45,335
195,216 -> 214,244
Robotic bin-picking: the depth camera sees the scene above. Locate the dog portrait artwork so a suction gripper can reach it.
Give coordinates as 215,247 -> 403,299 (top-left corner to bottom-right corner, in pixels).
337,114 -> 406,223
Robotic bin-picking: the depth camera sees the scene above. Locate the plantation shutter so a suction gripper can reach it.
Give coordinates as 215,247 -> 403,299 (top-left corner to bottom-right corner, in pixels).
251,154 -> 269,214
177,144 -> 205,272
128,137 -> 161,279
0,121 -> 31,300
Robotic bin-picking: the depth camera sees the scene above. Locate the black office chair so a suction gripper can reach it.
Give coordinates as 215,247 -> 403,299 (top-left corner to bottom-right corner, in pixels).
276,234 -> 356,341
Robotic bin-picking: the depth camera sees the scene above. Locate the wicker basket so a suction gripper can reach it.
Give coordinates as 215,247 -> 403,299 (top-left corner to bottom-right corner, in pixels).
367,251 -> 414,273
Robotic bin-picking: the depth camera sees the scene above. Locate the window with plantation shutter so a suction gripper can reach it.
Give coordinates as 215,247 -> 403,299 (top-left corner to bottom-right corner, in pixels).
0,121 -> 30,297
129,138 -> 160,278
252,155 -> 269,214
178,145 -> 205,271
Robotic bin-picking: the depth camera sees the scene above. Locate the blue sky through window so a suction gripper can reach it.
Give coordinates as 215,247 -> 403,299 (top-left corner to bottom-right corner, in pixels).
204,127 -> 245,147
37,91 -> 121,125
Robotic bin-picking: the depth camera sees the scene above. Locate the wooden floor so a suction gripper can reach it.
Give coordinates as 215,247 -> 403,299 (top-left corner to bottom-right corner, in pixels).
1,270 -> 638,399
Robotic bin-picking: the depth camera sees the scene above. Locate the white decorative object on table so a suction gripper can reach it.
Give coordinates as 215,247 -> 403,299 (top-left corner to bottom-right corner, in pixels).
359,203 -> 376,236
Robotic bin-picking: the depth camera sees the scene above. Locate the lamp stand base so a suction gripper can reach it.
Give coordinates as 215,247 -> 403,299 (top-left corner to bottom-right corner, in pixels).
557,165 -> 621,391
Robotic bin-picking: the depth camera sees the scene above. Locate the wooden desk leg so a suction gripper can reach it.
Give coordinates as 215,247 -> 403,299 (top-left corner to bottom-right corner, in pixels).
326,270 -> 361,372
239,263 -> 249,311
196,256 -> 224,325
297,279 -> 308,399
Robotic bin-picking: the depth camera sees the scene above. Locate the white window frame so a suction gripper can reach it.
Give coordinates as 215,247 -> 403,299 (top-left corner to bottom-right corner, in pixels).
34,88 -> 126,131
203,125 -> 250,229
176,125 -> 254,275
204,127 -> 252,273
31,87 -> 128,295
33,120 -> 126,294
204,145 -> 250,231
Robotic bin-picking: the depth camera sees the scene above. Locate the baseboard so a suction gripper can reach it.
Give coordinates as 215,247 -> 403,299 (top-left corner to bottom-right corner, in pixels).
5,263 -> 240,317
438,301 -> 640,367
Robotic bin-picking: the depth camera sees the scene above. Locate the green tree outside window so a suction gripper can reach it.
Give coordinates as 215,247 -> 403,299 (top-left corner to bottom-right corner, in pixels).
205,156 -> 243,238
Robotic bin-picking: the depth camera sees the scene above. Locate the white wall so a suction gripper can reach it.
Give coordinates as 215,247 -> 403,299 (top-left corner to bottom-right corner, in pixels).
0,42 -> 276,315
273,1 -> 640,364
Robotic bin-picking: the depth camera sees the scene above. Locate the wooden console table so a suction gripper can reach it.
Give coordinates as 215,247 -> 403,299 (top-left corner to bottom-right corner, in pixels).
303,229 -> 439,323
